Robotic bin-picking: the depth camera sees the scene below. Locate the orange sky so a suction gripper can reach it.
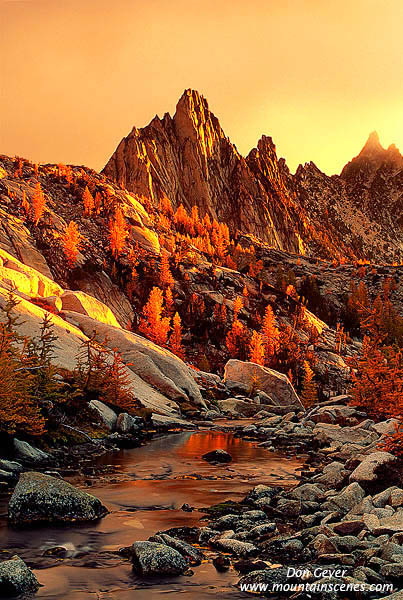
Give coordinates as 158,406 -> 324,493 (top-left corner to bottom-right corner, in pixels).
1,0 -> 403,175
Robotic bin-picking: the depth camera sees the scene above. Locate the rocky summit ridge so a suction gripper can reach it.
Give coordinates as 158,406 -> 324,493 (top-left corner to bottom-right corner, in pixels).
104,90 -> 403,263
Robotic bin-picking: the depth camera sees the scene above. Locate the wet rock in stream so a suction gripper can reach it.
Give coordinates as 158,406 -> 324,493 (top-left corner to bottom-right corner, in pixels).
0,555 -> 40,596
202,449 -> 233,463
128,541 -> 188,577
8,471 -> 109,526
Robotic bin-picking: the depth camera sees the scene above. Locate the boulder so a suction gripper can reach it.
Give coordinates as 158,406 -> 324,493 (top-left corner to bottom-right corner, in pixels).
0,555 -> 40,596
313,423 -> 378,446
370,419 -> 401,436
373,487 -> 397,508
332,519 -> 365,535
74,269 -> 134,328
314,462 -> 348,488
380,563 -> 403,580
349,452 -> 398,485
8,472 -> 108,526
0,459 -> 23,473
289,484 -> 325,503
150,534 -> 204,565
217,398 -> 261,417
238,567 -> 298,591
373,511 -> 403,535
0,248 -> 62,298
151,414 -> 191,428
89,400 -> 117,431
129,541 -> 187,577
202,449 -> 232,463
390,489 -> 403,508
13,439 -> 49,465
61,290 -> 121,328
116,412 -> 139,434
243,485 -> 280,505
324,482 -> 366,514
212,538 -> 257,557
224,360 -> 303,408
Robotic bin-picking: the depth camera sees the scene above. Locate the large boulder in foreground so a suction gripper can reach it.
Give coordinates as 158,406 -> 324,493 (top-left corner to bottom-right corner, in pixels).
129,541 -> 188,577
8,472 -> 108,526
224,360 -> 303,409
0,555 -> 40,596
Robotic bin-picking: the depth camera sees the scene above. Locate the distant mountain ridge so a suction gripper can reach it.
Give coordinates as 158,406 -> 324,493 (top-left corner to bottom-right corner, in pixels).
103,90 -> 403,263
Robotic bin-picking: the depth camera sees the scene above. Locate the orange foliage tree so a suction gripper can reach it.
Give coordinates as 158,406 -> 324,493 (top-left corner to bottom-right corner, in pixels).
82,186 -> 95,215
348,285 -> 403,457
160,253 -> 174,287
139,287 -> 170,347
170,312 -> 185,360
300,360 -> 318,408
249,331 -> 265,365
62,221 -> 81,268
261,305 -> 279,364
31,182 -> 46,225
109,207 -> 127,258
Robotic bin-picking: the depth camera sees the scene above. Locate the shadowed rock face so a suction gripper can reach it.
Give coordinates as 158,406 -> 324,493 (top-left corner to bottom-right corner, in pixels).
8,472 -> 108,526
292,132 -> 403,262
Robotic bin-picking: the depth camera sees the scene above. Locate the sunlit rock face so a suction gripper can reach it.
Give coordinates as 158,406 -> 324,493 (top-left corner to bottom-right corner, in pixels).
104,92 -> 403,263
103,89 -> 303,254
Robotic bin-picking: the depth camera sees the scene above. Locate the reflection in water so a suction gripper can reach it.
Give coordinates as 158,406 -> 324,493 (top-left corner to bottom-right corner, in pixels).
0,430 -> 303,599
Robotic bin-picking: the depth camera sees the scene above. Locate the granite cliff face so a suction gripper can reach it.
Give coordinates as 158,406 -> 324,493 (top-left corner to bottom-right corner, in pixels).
103,90 -> 304,254
104,91 -> 403,263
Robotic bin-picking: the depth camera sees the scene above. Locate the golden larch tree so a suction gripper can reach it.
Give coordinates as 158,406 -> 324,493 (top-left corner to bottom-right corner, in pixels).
31,182 -> 46,225
139,287 -> 170,347
82,186 -> 95,215
170,312 -> 185,360
249,331 -> 265,365
233,296 -> 243,320
300,361 -> 318,408
62,221 -> 81,268
262,305 -> 279,363
160,253 -> 174,287
109,207 -> 127,258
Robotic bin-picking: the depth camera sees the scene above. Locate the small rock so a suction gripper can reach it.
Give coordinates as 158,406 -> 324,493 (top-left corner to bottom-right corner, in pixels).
212,555 -> 230,572
324,482 -> 365,514
150,534 -> 204,565
332,519 -> 365,535
0,460 -> 23,473
202,449 -> 232,463
380,563 -> 403,580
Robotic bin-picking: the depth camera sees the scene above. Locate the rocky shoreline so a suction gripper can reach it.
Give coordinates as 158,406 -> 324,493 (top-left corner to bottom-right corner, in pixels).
0,395 -> 402,598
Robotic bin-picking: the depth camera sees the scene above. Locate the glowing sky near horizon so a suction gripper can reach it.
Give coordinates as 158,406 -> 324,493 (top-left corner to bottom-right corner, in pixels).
1,0 -> 402,175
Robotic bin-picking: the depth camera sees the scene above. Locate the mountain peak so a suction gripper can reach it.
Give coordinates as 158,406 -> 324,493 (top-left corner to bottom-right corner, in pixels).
175,89 -> 209,119
358,131 -> 384,157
